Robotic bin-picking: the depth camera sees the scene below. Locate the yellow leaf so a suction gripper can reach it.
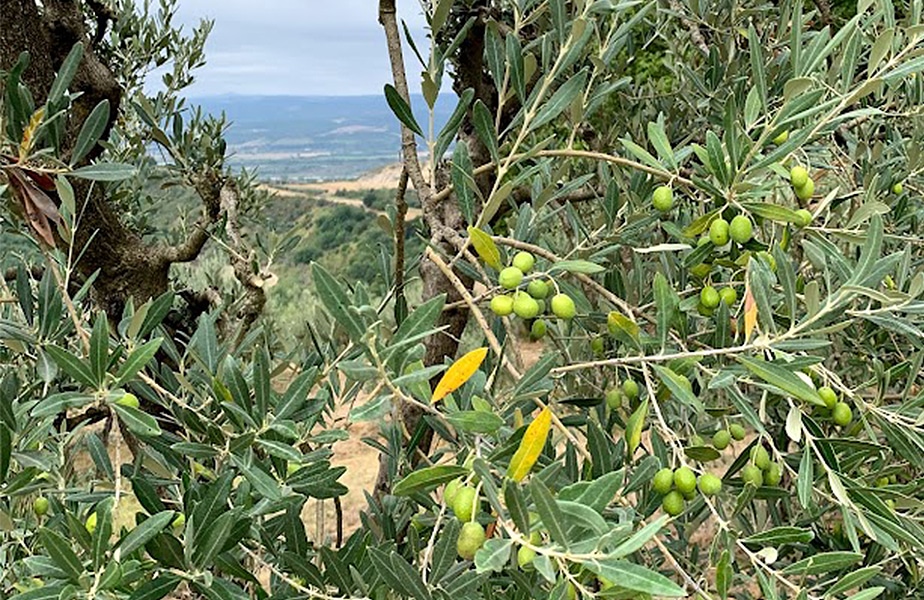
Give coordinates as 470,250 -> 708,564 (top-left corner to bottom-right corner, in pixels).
431,347 -> 489,403
607,311 -> 639,341
625,399 -> 648,458
507,407 -> 552,481
744,279 -> 758,341
19,107 -> 45,162
467,226 -> 502,270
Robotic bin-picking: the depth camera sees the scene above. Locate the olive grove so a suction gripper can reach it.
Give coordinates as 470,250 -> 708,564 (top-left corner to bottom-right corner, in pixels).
2,0 -> 924,599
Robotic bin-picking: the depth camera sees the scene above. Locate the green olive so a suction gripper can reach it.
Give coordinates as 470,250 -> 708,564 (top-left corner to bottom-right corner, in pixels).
729,215 -> 753,244
833,402 -> 853,427
790,166 -> 809,189
527,279 -> 550,299
490,295 -> 515,316
457,521 -> 486,560
742,464 -> 763,487
652,186 -> 674,212
622,379 -> 640,400
550,294 -> 576,319
698,473 -> 722,496
499,267 -> 524,290
700,286 -> 721,309
709,218 -> 730,246
512,251 -> 535,274
452,485 -> 478,522
729,423 -> 746,441
662,490 -> 685,516
652,468 -> 675,495
673,467 -> 697,495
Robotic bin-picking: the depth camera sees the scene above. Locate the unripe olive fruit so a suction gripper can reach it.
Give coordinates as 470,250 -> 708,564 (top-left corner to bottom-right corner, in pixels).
85,512 -> 98,533
709,218 -> 730,246
527,279 -> 550,299
590,337 -> 605,355
530,319 -> 547,340
33,497 -> 49,517
512,292 -> 540,319
605,388 -> 624,410
790,166 -> 809,189
172,513 -> 186,529
875,477 -> 889,487
742,464 -> 763,487
700,286 -> 721,309
287,462 -> 300,477
444,478 -> 462,505
764,463 -> 783,486
512,251 -> 535,274
698,473 -> 722,496
622,378 -> 640,400
818,386 -> 838,409
719,287 -> 737,306
673,467 -> 697,495
712,430 -> 731,450
833,402 -> 853,427
457,521 -> 486,560
795,178 -> 815,200
550,294 -> 576,319
652,468 -> 675,495
662,490 -> 685,516
794,209 -> 813,228
729,423 -> 746,441
536,299 -> 546,314
116,393 -> 140,409
729,215 -> 753,244
893,182 -> 904,194
452,485 -> 477,522
751,445 -> 771,470
773,129 -> 790,145
517,546 -> 537,568
697,303 -> 714,317
490,295 -> 515,316
499,267 -> 524,290
690,263 -> 712,279
652,186 -> 674,212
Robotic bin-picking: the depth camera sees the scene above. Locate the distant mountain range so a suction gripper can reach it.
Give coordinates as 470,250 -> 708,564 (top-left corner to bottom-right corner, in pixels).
191,95 -> 454,182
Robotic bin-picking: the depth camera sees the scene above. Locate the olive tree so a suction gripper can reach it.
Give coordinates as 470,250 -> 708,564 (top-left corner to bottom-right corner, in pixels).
3,0 -> 924,599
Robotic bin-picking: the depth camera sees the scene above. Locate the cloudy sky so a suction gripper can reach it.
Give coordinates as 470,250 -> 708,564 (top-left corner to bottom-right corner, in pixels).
168,1 -> 433,97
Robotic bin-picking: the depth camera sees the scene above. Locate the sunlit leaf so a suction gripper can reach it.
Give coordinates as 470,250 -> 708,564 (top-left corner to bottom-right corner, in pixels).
432,347 -> 488,403
507,407 -> 552,481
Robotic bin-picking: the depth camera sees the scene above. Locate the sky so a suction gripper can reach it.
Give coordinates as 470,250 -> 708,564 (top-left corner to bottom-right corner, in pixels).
167,0 -> 433,97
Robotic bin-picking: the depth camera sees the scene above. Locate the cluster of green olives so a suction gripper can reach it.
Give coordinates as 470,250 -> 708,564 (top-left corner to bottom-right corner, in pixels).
697,284 -> 737,317
605,378 -> 640,410
444,479 -> 486,560
816,385 -> 854,427
706,214 -> 754,247
740,443 -> 783,488
652,466 -> 723,516
789,165 -> 816,205
688,214 -> 756,284
711,422 -> 747,450
489,251 -> 577,338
